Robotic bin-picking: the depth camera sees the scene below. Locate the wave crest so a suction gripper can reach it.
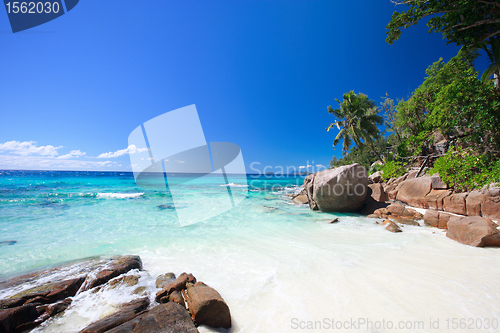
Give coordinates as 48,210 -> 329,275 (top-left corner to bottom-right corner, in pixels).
96,193 -> 144,199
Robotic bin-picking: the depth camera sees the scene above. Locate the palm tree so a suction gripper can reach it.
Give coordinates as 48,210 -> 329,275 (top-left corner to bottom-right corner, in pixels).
480,38 -> 500,89
326,91 -> 383,163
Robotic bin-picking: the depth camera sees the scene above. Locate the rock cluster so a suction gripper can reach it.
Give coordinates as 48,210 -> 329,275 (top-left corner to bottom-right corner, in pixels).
0,256 -> 232,333
154,273 -> 231,330
365,170 -> 500,247
0,256 -> 141,332
368,202 -> 423,232
379,173 -> 500,221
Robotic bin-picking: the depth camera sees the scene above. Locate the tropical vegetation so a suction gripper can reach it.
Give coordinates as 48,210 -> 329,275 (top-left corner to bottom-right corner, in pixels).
327,1 -> 500,190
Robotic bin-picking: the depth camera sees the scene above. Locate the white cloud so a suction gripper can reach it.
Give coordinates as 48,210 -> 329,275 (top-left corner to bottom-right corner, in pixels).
0,141 -> 62,157
316,164 -> 324,167
0,155 -> 120,171
97,145 -> 149,158
299,166 -> 305,169
57,150 -> 86,160
176,160 -> 185,163
306,165 -> 312,168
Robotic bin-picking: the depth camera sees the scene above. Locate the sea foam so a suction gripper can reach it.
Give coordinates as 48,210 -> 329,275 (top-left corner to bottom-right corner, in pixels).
96,193 -> 144,199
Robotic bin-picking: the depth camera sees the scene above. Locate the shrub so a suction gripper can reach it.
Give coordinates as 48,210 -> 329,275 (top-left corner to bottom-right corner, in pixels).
380,160 -> 406,181
430,147 -> 500,191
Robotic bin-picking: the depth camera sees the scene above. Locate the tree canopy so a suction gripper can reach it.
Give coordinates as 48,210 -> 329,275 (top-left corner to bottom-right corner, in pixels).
327,91 -> 383,162
386,0 -> 500,47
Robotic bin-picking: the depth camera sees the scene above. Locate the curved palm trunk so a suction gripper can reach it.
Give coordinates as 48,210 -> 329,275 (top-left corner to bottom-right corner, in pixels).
368,143 -> 383,164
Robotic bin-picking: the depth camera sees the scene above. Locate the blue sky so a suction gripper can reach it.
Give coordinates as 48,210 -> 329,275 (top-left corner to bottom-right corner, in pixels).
0,1 -> 486,173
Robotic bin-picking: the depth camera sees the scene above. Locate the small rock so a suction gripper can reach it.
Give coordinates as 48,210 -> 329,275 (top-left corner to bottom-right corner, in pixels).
157,204 -> 175,210
383,220 -> 402,233
132,287 -> 148,297
291,189 -> 308,205
156,273 -> 176,289
0,240 -> 17,246
329,218 -> 339,224
46,298 -> 72,317
367,214 -> 379,219
368,171 -> 382,184
390,217 -> 420,226
155,273 -> 196,303
373,207 -> 389,218
107,275 -> 139,290
168,290 -> 185,308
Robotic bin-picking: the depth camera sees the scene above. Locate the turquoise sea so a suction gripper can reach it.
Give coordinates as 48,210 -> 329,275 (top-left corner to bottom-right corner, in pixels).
1,170 -> 500,332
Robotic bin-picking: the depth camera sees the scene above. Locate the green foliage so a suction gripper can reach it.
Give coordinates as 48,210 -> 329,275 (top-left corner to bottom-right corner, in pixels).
430,147 -> 500,192
386,1 -> 500,47
395,49 -> 500,154
386,0 -> 500,86
330,145 -> 378,171
380,160 -> 406,181
330,134 -> 393,171
327,91 -> 383,162
381,94 -> 403,144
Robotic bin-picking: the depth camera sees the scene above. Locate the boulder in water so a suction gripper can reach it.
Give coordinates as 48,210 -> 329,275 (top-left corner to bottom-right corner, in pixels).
304,164 -> 368,212
80,297 -> 150,333
446,216 -> 500,247
184,281 -> 231,329
130,302 -> 198,333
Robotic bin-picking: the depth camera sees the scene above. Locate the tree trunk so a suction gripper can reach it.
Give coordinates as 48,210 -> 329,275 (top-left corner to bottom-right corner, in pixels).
369,143 -> 383,164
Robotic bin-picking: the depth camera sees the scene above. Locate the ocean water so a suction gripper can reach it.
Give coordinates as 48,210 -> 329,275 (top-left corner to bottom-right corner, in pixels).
1,170 -> 500,333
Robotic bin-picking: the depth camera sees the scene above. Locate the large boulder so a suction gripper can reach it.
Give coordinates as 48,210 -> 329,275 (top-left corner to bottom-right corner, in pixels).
446,216 -> 500,247
80,297 -> 150,333
365,183 -> 388,203
386,173 -> 407,186
481,187 -> 500,220
424,190 -> 452,211
86,256 -> 142,290
406,169 -> 419,180
443,193 -> 468,216
3,277 -> 85,308
396,177 -> 433,208
424,210 -> 453,229
184,282 -> 231,329
466,190 -> 485,217
304,164 -> 368,212
0,305 -> 39,333
395,176 -> 447,208
131,302 -> 198,333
